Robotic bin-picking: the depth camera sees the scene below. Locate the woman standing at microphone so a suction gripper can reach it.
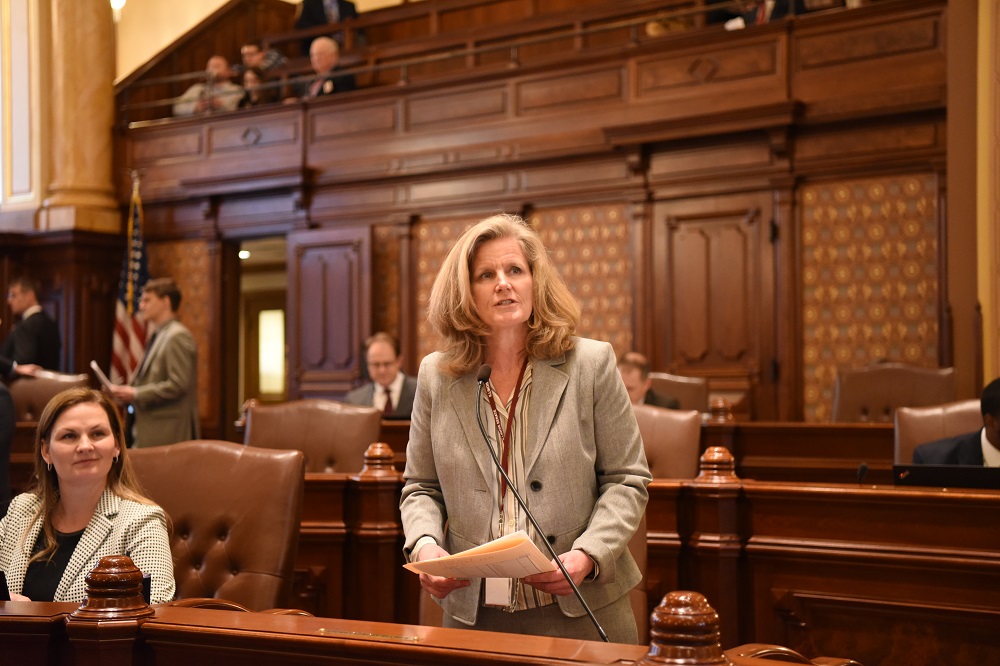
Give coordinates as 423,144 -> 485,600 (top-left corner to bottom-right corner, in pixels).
401,214 -> 650,643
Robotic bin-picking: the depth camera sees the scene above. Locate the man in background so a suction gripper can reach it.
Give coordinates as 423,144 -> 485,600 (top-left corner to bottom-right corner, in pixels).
913,378 -> 1000,466
294,0 -> 359,53
231,40 -> 287,76
344,332 -> 417,419
617,351 -> 680,410
107,278 -> 199,447
173,55 -> 244,116
296,36 -> 356,99
0,276 -> 61,378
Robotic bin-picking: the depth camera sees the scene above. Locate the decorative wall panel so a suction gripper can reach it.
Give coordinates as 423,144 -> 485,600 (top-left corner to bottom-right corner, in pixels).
414,205 -> 633,363
800,174 -> 939,422
372,225 -> 401,340
147,240 -> 215,429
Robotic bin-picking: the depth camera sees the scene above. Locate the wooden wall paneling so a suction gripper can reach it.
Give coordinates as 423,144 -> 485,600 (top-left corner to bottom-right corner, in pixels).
772,176 -> 800,420
287,226 -> 372,399
798,173 -> 941,422
124,107 -> 307,205
791,0 -> 947,122
652,192 -> 774,420
7,232 -> 123,377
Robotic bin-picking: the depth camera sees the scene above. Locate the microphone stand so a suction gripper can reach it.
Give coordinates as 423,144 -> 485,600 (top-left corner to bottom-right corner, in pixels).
475,376 -> 610,643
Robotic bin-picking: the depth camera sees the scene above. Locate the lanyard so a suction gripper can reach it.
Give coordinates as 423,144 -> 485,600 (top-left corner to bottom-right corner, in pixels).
482,357 -> 529,502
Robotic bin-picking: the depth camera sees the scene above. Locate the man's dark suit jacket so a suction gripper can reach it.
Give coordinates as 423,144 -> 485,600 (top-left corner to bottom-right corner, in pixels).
344,374 -> 418,419
644,389 -> 680,410
912,430 -> 985,465
0,310 -> 61,376
295,0 -> 359,53
302,68 -> 357,98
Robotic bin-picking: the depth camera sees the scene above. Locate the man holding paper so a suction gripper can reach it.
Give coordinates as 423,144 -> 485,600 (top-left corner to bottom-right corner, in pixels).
401,215 -> 650,643
105,278 -> 199,448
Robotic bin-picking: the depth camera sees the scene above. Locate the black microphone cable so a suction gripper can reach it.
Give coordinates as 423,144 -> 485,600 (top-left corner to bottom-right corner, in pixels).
475,364 -> 610,643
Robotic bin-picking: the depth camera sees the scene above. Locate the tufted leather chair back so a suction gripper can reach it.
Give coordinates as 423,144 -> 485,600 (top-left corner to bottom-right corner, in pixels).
244,399 -> 382,473
632,403 -> 702,479
8,372 -> 90,421
647,372 -> 709,412
129,440 -> 305,610
894,399 -> 983,463
831,363 -> 956,423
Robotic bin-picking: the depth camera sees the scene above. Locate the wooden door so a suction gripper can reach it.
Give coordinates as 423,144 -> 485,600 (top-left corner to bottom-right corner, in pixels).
651,192 -> 779,420
287,227 -> 372,400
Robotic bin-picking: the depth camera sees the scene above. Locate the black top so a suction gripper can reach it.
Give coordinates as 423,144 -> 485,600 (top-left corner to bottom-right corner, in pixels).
0,310 -> 62,376
22,528 -> 85,601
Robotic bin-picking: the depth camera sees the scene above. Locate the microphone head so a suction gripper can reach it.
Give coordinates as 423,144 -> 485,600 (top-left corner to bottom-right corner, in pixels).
856,462 -> 869,484
477,364 -> 492,384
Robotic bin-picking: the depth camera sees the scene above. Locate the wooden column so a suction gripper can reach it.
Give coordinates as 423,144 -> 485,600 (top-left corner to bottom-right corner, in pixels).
38,0 -> 119,232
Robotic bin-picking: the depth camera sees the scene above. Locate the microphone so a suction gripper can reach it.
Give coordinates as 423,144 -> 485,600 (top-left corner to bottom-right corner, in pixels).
475,364 -> 609,642
856,462 -> 869,485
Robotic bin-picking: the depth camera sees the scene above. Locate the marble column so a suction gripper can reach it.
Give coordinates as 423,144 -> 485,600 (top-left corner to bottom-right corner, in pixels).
38,0 -> 119,232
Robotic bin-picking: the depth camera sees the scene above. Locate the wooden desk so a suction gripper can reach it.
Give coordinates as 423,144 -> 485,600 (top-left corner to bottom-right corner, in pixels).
702,421 -> 895,484
0,588 -> 860,666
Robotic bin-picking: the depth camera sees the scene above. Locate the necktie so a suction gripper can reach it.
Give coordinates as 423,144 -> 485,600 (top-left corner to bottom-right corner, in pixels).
382,386 -> 393,416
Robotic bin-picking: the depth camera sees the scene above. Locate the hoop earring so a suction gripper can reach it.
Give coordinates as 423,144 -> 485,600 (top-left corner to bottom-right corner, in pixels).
47,462 -> 52,472
113,455 -> 120,464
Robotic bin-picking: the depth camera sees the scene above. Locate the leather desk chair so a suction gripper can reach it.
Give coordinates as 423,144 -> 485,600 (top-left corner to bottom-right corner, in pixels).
633,403 -> 702,479
130,440 -> 305,611
243,399 -> 381,473
831,363 -> 956,423
7,372 -> 89,421
647,372 -> 709,412
894,399 -> 982,464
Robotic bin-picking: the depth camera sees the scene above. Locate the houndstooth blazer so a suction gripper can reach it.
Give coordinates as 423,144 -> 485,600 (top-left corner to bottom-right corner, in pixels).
0,488 -> 175,603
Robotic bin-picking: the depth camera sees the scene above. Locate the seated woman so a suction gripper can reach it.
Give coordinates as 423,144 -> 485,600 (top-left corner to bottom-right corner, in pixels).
239,67 -> 279,108
0,388 -> 175,603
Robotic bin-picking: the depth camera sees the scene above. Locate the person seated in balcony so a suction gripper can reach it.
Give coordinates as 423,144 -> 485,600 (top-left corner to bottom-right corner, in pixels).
238,67 -> 279,108
172,55 -> 244,117
706,0 -> 809,30
913,378 -> 1000,466
290,37 -> 356,100
617,352 -> 680,410
294,0 -> 359,54
231,40 -> 288,77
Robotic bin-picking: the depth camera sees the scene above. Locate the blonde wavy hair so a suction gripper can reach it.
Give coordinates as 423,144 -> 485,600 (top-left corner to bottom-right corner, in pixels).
427,214 -> 581,376
28,387 -> 156,563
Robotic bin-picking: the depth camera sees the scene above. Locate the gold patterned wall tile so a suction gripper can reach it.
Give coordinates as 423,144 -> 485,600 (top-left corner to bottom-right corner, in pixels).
147,240 -> 216,428
800,174 -> 939,422
414,206 -> 634,363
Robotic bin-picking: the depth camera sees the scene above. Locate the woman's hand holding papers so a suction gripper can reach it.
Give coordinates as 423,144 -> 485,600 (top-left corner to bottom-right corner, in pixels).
522,550 -> 594,597
416,544 -> 471,599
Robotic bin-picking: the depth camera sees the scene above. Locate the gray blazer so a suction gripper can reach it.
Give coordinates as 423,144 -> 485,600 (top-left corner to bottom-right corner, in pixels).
0,489 -> 175,603
131,319 -> 199,448
401,337 -> 651,625
344,374 -> 418,418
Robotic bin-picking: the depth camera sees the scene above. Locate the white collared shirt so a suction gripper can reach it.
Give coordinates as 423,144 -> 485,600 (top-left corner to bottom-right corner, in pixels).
373,371 -> 405,413
20,304 -> 42,319
981,428 -> 1000,467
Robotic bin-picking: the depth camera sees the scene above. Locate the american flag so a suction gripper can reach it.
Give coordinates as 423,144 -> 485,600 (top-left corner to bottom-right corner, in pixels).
111,180 -> 150,384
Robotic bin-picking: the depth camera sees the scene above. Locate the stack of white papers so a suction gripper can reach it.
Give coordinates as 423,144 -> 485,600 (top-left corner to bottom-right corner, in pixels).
404,531 -> 556,579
